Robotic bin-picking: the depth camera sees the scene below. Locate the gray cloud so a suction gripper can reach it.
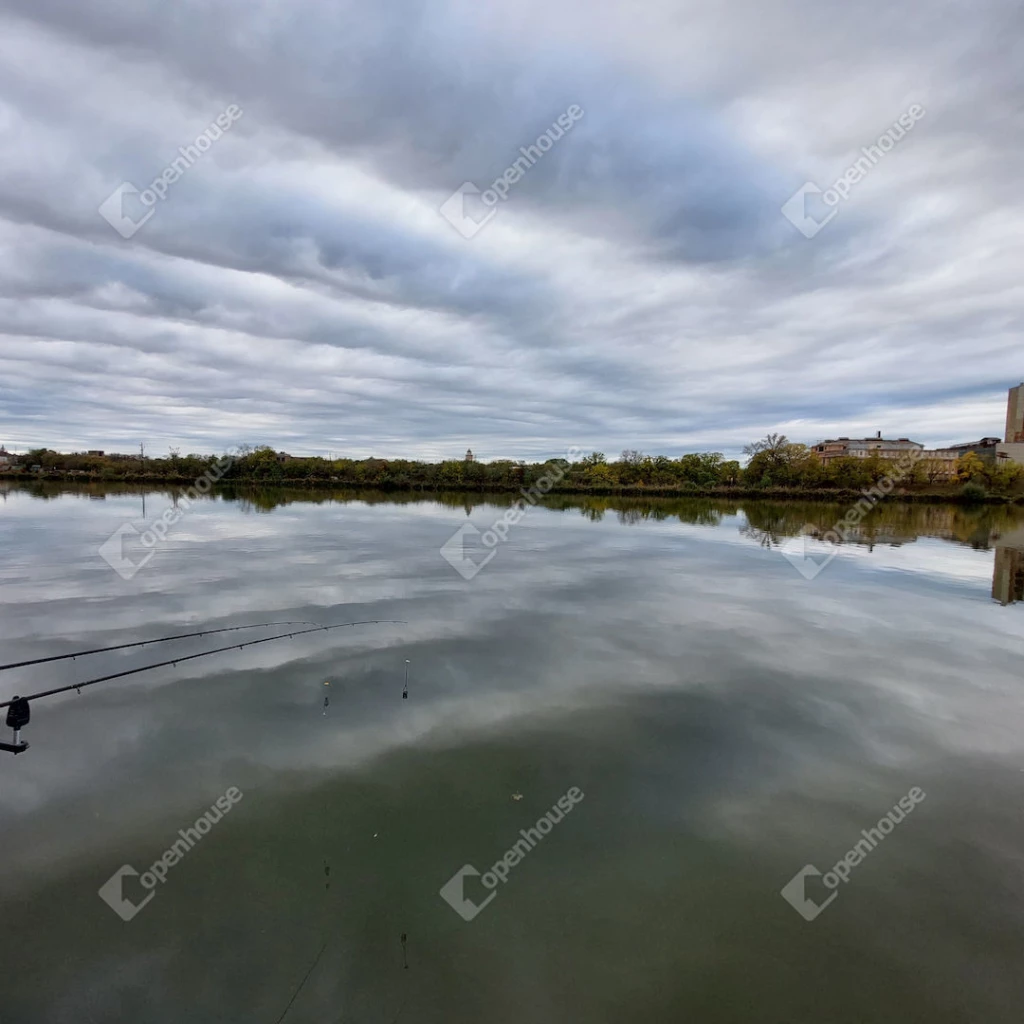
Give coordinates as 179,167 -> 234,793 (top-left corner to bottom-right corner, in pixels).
0,0 -> 1020,459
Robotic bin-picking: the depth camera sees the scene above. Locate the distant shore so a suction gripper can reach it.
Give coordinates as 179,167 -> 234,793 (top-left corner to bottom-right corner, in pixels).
3,471 -> 1021,505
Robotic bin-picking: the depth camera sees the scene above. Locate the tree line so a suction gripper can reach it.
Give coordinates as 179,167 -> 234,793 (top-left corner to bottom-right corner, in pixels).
5,436 -> 1022,497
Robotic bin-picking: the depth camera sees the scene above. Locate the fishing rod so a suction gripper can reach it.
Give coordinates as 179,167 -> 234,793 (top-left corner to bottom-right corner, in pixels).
0,621 -> 323,673
0,619 -> 407,755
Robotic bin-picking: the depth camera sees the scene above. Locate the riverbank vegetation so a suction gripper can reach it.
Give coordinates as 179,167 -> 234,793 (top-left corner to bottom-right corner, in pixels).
4,435 -> 1022,501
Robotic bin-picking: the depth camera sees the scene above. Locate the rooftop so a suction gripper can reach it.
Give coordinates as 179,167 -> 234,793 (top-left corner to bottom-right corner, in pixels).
815,437 -> 921,446
946,438 -> 1002,450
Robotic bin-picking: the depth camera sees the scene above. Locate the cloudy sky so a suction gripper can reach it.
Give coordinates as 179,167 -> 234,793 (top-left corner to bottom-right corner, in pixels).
0,0 -> 1020,461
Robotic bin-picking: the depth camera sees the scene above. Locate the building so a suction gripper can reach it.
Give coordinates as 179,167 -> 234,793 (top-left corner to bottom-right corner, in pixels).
915,448 -> 960,481
1006,383 -> 1024,443
997,382 -> 1024,467
945,437 -> 1002,462
810,433 -> 960,479
464,449 -> 475,462
811,439 -> 855,465
811,433 -> 923,466
940,385 -> 1024,468
0,447 -> 11,467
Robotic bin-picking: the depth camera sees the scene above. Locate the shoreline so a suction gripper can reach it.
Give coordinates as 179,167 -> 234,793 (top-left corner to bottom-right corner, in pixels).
3,473 -> 1021,505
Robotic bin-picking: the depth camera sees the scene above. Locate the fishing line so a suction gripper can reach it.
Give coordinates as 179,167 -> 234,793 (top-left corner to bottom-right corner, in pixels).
0,620 -> 407,709
0,621 -> 323,673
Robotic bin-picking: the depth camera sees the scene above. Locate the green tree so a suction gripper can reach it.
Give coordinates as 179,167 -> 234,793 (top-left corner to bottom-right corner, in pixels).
742,435 -> 811,487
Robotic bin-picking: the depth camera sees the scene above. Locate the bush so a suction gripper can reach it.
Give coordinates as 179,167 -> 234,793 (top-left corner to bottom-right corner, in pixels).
961,482 -> 987,503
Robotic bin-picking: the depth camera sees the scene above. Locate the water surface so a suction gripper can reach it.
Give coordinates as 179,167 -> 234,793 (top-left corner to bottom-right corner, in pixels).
1,485 -> 1023,1023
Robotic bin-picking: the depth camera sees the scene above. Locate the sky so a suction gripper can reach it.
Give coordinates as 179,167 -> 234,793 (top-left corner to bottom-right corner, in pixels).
0,0 -> 1020,462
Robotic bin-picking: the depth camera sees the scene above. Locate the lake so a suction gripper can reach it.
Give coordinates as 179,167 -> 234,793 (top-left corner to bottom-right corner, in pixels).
1,483 -> 1023,1023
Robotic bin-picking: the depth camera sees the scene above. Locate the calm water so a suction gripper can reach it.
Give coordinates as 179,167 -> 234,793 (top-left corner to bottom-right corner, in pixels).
1,484 -> 1023,1023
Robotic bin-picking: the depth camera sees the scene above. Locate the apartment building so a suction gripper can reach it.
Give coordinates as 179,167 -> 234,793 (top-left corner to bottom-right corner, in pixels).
810,433 -> 922,466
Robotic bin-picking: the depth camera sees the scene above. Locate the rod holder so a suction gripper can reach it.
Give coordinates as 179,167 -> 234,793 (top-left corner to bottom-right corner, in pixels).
1,697 -> 30,754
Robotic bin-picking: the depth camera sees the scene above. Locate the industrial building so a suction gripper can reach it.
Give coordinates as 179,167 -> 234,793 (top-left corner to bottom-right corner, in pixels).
810,434 -> 922,465
811,383 -> 1024,474
998,382 -> 1024,466
810,433 -> 959,479
945,385 -> 1024,467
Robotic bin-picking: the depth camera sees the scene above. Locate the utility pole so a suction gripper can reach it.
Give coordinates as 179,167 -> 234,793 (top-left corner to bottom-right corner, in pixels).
139,441 -> 145,473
